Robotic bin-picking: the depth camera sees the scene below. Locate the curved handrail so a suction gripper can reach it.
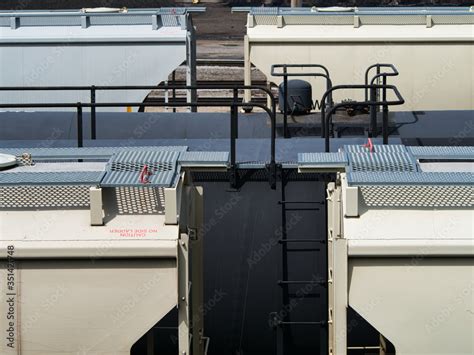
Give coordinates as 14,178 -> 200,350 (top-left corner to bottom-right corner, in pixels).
364,63 -> 399,101
271,64 -> 330,78
320,84 -> 405,152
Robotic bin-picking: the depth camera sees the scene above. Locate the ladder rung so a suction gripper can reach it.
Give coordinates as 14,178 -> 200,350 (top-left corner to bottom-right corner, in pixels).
278,201 -> 324,205
278,239 -> 326,244
278,280 -> 326,285
288,293 -> 321,299
286,248 -> 321,252
278,321 -> 326,326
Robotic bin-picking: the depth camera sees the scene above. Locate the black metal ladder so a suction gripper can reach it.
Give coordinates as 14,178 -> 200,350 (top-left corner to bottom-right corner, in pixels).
270,171 -> 328,355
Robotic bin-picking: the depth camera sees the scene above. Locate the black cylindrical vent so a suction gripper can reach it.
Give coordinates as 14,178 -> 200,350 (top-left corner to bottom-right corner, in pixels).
278,79 -> 312,115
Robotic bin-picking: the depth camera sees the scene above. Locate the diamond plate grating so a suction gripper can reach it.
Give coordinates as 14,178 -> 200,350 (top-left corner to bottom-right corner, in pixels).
114,187 -> 165,214
0,186 -> 90,208
0,146 -> 188,160
348,152 -> 417,172
362,15 -> 426,25
283,16 -> 353,25
251,7 -> 279,15
0,171 -> 104,186
348,171 -> 474,186
101,170 -> 176,187
89,15 -> 151,26
360,185 -> 472,208
161,15 -> 180,27
344,144 -> 408,153
298,152 -> 347,166
19,16 -> 81,27
246,7 -> 474,24
109,150 -> 179,173
179,151 -> 229,166
160,8 -> 187,15
0,10 -> 191,28
254,15 -> 278,25
407,146 -> 474,160
433,14 -> 474,24
103,150 -> 180,187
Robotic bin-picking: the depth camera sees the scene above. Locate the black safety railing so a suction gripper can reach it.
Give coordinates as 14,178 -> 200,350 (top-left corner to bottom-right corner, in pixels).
320,84 -> 405,152
0,84 -> 278,189
365,64 -> 400,138
271,64 -> 332,139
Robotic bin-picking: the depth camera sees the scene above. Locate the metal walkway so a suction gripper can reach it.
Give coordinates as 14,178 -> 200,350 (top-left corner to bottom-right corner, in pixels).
1,144 -> 472,188
0,147 -> 230,188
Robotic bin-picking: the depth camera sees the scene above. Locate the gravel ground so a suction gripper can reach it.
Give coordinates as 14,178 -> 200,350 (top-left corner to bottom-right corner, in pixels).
146,65 -> 268,112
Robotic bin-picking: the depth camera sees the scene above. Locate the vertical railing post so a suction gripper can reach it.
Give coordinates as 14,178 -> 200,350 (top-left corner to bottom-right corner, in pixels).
364,67 -> 370,101
321,87 -> 327,139
325,111 -> 331,153
267,92 -> 278,190
230,90 -> 238,188
172,70 -> 177,113
283,66 -> 289,138
369,86 -> 377,138
321,106 -> 326,138
90,86 -> 96,140
164,80 -> 169,111
232,88 -> 239,139
376,65 -> 381,108
271,96 -> 276,167
76,102 -> 83,148
382,76 -> 389,144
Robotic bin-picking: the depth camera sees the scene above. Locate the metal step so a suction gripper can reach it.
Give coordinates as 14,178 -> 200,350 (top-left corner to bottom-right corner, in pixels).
285,247 -> 321,252
278,321 -> 326,326
278,239 -> 326,244
283,207 -> 320,211
269,313 -> 326,328
278,200 -> 325,205
277,280 -> 326,286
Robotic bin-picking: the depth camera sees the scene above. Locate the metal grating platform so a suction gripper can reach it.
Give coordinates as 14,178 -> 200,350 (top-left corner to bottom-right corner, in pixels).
101,171 -> 177,187
0,185 -> 91,208
113,187 -> 165,215
298,152 -> 347,168
299,145 -> 473,207
348,152 -> 418,172
109,150 -> 179,173
347,171 -> 474,186
407,146 -> 474,160
179,151 -> 229,167
0,148 -> 232,189
102,150 -> 180,187
0,171 -> 104,186
344,144 -> 408,154
298,144 -> 474,176
359,185 -> 472,207
0,146 -> 188,160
